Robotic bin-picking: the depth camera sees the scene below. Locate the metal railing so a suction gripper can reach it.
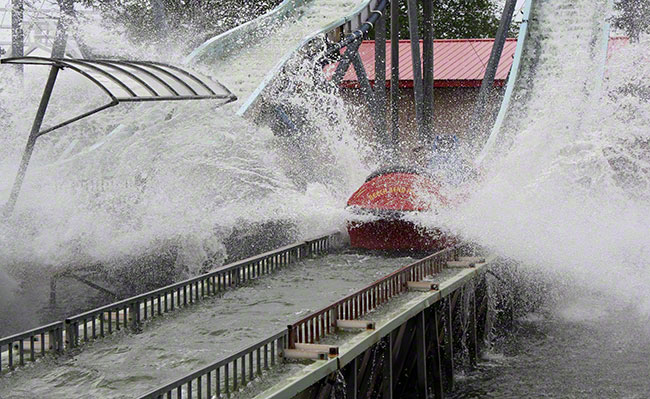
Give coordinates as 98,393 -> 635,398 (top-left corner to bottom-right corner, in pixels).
288,246 -> 460,347
0,322 -> 64,373
138,330 -> 288,399
0,232 -> 339,373
135,245 -> 478,399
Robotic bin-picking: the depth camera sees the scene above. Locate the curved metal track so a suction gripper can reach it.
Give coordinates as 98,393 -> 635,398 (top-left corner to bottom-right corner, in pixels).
185,0 -> 385,117
477,0 -> 615,164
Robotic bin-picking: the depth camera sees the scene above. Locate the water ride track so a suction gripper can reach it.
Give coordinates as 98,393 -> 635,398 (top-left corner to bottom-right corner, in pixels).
477,0 -> 615,164
0,233 -> 338,374
136,246 -> 486,399
186,0 -> 386,117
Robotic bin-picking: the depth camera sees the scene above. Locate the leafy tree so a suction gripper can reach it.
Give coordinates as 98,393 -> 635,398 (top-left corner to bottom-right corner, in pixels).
76,0 -> 282,49
382,0 -> 510,40
613,0 -> 650,42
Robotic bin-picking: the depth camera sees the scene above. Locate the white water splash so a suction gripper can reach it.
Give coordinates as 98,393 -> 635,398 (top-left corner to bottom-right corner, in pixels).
420,2 -> 650,315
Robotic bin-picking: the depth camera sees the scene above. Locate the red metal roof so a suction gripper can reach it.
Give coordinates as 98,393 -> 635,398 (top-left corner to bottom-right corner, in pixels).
329,37 -> 628,88
607,36 -> 629,59
326,39 -> 518,88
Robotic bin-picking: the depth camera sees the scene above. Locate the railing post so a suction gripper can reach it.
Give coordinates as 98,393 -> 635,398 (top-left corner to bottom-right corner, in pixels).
287,325 -> 295,350
130,301 -> 139,330
64,320 -> 74,349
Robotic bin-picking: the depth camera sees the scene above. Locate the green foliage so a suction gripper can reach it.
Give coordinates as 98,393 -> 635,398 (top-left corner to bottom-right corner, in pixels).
382,0 -> 509,40
77,0 -> 282,49
613,0 -> 650,42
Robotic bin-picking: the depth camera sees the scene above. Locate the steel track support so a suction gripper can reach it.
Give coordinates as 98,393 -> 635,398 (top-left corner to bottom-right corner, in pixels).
422,0 -> 434,141
374,9 -> 388,147
429,304 -> 444,399
468,282 -> 479,367
468,0 -> 518,147
476,271 -> 490,351
382,333 -> 393,399
332,39 -> 362,86
415,311 -> 429,397
406,0 -> 425,141
346,357 -> 358,399
357,346 -> 374,396
443,298 -> 455,391
390,0 -> 400,149
393,318 -> 417,393
351,51 -> 380,129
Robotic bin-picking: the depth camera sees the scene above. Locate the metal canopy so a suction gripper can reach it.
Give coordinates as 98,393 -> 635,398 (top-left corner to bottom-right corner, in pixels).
1,56 -> 236,102
1,56 -> 237,215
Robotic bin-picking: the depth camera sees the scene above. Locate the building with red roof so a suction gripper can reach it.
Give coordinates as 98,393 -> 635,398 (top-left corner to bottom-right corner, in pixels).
332,37 -> 627,143
332,38 -> 518,88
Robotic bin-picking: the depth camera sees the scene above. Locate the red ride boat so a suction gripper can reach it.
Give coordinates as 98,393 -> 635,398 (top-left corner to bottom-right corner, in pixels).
346,166 -> 455,251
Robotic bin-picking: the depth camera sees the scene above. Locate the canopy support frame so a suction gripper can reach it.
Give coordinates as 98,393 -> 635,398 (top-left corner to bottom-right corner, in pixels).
1,56 -> 236,216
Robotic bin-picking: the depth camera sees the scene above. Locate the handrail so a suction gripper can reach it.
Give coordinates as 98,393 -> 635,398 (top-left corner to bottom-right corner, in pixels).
138,330 -> 288,398
476,0 -> 536,165
288,246 -> 459,346
0,232 -> 339,374
0,322 -> 65,373
140,244 -> 477,398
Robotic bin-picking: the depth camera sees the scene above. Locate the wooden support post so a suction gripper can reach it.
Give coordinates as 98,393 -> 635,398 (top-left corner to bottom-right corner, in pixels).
422,0 -> 434,140
282,349 -> 327,360
430,305 -> 444,399
390,0 -> 400,149
337,319 -> 375,330
294,343 -> 339,356
443,299 -> 454,391
406,0 -> 425,140
415,311 -> 429,397
446,260 -> 476,268
407,281 -> 439,291
458,256 -> 486,264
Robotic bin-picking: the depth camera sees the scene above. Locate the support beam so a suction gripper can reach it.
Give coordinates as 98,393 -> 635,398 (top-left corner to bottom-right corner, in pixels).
346,357 -> 358,399
382,333 -> 393,399
443,299 -> 454,391
390,0 -> 400,150
332,39 -> 362,86
351,51 -> 379,126
430,305 -> 444,399
407,281 -> 439,291
11,0 -> 24,79
406,0 -> 425,140
468,0 -> 518,147
422,0 -> 434,141
374,9 -> 388,147
336,319 -> 375,330
468,284 -> 478,367
415,312 -> 429,397
4,0 -> 73,216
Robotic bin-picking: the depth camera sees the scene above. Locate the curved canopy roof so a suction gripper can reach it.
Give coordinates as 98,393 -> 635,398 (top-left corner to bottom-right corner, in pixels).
1,57 -> 236,103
